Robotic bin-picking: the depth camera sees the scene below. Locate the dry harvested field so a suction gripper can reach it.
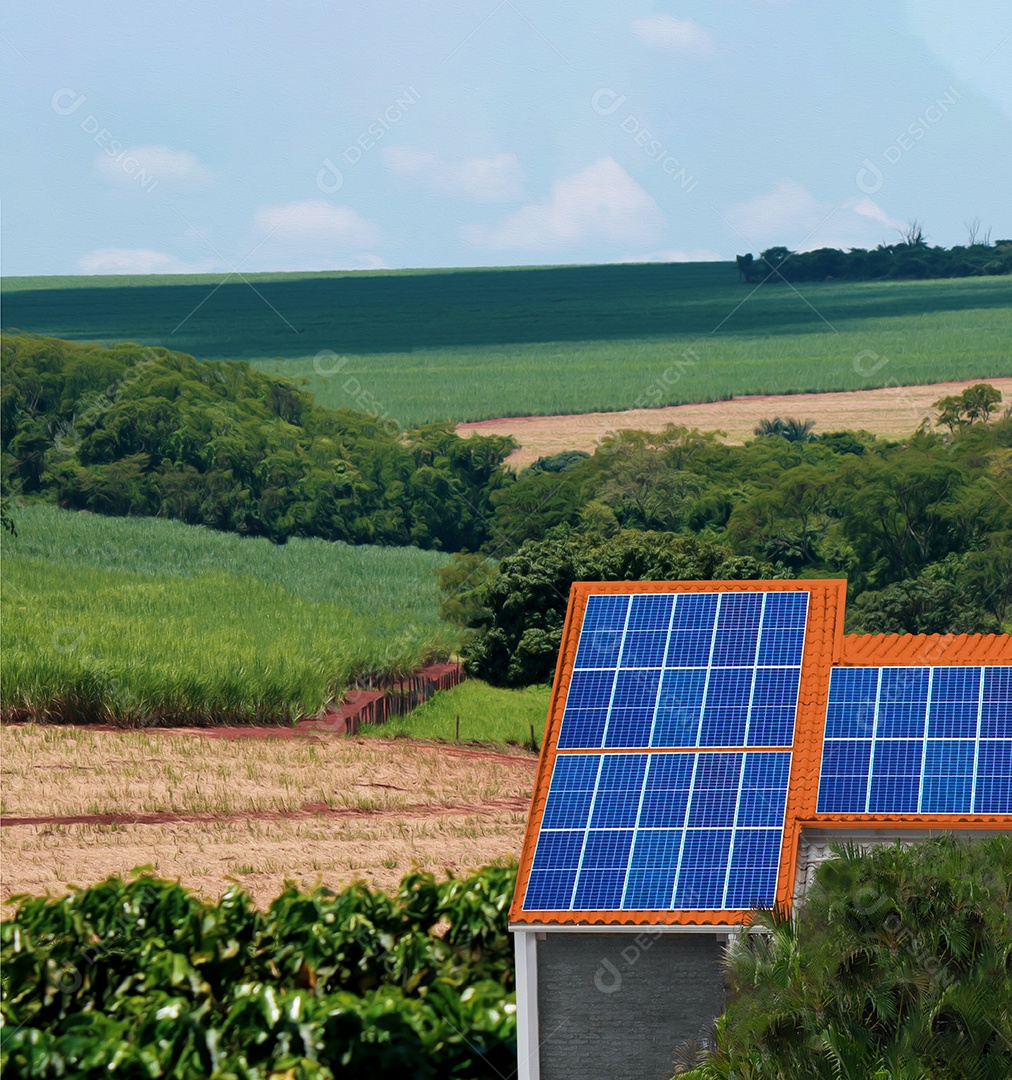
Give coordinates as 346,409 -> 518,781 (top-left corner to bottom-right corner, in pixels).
0,724 -> 537,908
459,378 -> 1012,469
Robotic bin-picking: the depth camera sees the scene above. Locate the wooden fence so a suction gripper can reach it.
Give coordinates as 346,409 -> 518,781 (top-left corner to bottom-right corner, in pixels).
340,662 -> 464,734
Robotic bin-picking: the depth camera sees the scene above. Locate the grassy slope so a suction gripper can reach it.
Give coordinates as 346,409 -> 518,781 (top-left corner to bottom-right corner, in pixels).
358,679 -> 553,746
4,264 -> 1009,426
0,506 -> 457,723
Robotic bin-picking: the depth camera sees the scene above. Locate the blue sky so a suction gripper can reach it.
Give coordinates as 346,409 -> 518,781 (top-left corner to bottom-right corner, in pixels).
2,0 -> 1010,275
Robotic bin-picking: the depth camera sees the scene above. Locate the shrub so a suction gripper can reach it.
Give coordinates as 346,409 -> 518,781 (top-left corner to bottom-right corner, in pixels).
678,835 -> 1012,1079
1,867 -> 518,1079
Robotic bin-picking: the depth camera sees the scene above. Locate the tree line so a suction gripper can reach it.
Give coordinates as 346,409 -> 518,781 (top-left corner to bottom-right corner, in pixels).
1,334 -> 514,550
443,399 -> 1012,683
737,235 -> 1012,284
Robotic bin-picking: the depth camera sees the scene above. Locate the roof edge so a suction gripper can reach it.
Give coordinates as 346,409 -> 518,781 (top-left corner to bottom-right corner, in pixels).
839,633 -> 1012,667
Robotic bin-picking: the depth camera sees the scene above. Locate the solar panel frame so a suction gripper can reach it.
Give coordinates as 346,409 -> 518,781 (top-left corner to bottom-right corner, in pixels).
816,665 -> 1012,816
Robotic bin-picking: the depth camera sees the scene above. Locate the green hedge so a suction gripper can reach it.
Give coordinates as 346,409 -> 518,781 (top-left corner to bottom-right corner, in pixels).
1,867 -> 517,1079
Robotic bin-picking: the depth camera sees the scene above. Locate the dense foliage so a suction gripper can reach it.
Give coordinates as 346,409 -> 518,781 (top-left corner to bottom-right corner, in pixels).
679,835 -> 1012,1080
1,506 -> 458,724
1,334 -> 514,549
1,867 -> 517,1079
445,411 -> 1012,683
4,335 -> 1011,695
459,530 -> 778,685
737,237 -> 1012,284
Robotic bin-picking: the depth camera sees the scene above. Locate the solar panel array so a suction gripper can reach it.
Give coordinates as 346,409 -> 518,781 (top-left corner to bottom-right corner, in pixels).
817,666 -> 1012,815
521,589 -> 810,913
559,591 -> 810,750
522,750 -> 792,912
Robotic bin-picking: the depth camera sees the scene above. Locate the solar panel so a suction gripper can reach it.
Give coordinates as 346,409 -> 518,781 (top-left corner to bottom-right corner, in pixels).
817,666 -> 1012,815
521,750 -> 792,912
558,590 -> 810,751
511,579 -> 1007,934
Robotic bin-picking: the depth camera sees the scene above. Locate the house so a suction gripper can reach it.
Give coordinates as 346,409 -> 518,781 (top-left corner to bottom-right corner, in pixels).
509,579 -> 1012,1080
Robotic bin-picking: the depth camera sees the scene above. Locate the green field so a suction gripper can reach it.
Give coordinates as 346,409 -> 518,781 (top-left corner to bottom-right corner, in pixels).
4,264 -> 1010,426
0,506 -> 457,724
358,679 -> 552,747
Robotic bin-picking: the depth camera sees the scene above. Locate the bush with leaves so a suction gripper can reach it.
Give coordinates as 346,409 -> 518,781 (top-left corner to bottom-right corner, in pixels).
753,416 -> 817,442
844,551 -> 1007,635
677,835 -> 1012,1080
1,866 -> 518,1079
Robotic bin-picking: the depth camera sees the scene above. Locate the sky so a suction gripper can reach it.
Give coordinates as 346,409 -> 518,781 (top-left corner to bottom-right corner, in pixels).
2,0 -> 1010,276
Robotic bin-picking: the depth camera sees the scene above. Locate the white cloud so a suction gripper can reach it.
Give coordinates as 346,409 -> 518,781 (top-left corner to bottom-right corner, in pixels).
725,180 -> 822,239
632,15 -> 715,56
253,199 -> 380,247
463,158 -> 663,252
95,145 -> 211,187
349,253 -> 388,270
723,181 -> 905,250
383,147 -> 526,202
76,248 -> 216,274
620,248 -> 724,263
848,195 -> 904,229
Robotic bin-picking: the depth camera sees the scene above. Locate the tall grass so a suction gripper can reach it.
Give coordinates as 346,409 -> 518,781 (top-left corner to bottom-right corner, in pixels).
1,507 -> 458,725
4,264 -> 1009,426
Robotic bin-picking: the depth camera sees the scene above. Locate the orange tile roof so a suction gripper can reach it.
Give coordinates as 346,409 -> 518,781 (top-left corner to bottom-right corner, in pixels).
510,580 -> 1012,929
840,633 -> 1012,667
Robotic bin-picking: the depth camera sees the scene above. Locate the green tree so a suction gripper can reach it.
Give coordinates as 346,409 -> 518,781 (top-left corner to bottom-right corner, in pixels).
836,451 -> 964,584
754,417 -> 817,442
846,574 -> 1000,635
760,246 -> 794,277
726,464 -> 834,567
678,835 -> 1012,1080
962,535 -> 1012,629
961,383 -> 1002,423
934,383 -> 1003,432
483,471 -> 583,556
461,529 -> 777,686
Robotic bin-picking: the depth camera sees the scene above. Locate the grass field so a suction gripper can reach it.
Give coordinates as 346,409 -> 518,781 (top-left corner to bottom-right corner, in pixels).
0,724 -> 534,906
4,264 -> 1010,426
358,680 -> 553,747
0,506 -> 458,724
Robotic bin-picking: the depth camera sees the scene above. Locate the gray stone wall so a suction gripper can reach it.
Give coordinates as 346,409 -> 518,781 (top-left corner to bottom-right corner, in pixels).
535,932 -> 727,1080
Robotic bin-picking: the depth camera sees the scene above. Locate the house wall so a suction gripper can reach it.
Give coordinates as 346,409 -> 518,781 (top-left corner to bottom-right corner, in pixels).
534,931 -> 727,1080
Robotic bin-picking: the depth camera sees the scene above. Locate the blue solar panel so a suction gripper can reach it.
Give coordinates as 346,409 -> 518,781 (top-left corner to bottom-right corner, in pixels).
817,666 -> 1012,815
522,750 -> 791,912
558,590 -> 810,751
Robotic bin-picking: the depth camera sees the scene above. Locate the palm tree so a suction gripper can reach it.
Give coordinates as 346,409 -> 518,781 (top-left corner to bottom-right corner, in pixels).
754,417 -> 816,442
